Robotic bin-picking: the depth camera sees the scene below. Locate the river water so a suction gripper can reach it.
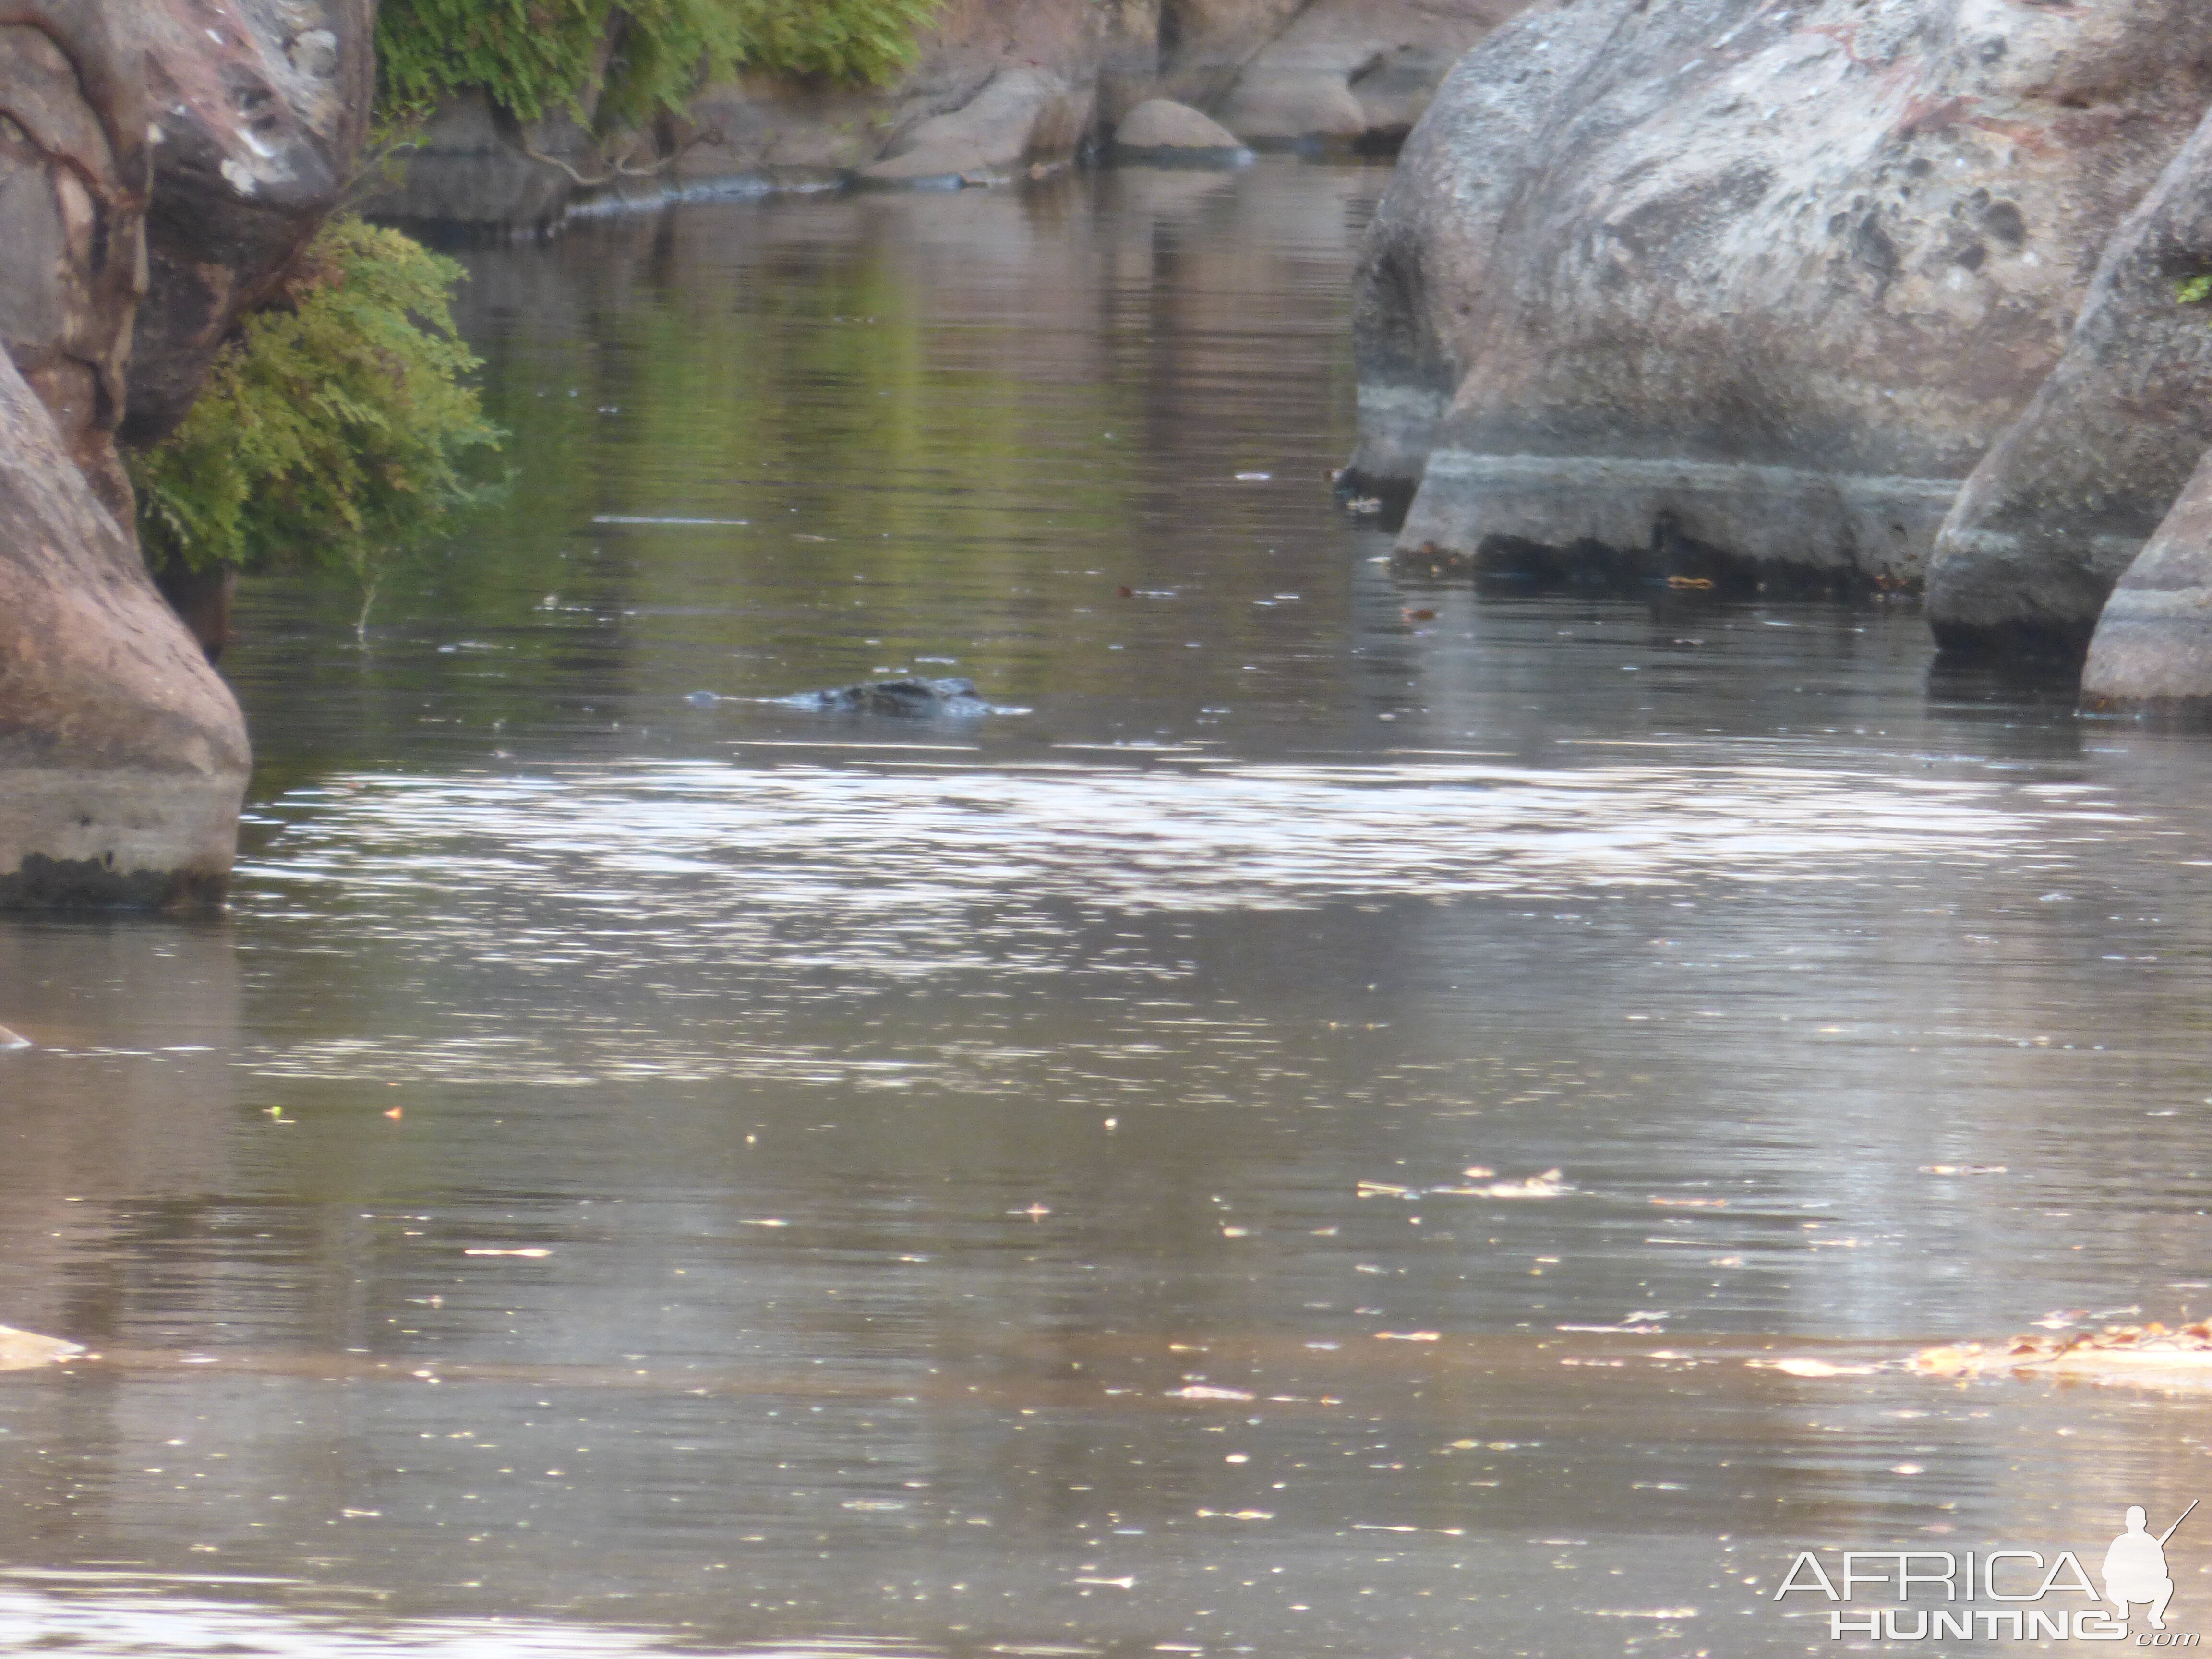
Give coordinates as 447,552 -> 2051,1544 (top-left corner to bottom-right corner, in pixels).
6,159 -> 2212,1656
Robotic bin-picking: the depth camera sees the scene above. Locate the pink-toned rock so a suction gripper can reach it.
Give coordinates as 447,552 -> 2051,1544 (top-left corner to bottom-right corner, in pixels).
0,3 -> 259,908
0,345 -> 249,909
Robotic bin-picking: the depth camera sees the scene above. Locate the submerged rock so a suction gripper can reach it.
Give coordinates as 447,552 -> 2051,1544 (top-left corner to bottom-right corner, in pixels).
786,677 -> 993,716
1350,0 -> 2212,592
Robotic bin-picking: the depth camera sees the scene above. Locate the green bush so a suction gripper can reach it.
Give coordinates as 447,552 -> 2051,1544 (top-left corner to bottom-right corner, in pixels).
375,0 -> 945,131
128,217 -> 500,618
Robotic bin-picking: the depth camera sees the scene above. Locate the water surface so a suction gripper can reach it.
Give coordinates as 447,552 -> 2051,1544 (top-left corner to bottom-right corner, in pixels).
6,160 -> 2212,1656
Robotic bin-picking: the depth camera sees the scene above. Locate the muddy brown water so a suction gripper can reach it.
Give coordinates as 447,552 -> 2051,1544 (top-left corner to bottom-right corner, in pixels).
7,159 -> 2212,1655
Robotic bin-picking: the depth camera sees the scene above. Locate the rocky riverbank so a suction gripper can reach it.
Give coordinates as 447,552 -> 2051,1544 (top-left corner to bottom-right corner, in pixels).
0,0 -> 368,908
1349,0 -> 2212,709
366,0 -> 1527,226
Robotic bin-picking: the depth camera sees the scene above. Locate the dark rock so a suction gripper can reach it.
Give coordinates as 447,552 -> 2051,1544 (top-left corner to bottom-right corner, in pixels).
358,89 -> 603,230
790,677 -> 992,716
1350,0 -> 2212,592
121,0 -> 374,446
1928,105 -> 2212,666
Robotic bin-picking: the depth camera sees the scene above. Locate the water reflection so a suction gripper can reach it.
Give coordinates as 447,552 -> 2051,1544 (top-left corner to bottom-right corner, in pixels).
5,160 -> 2212,1655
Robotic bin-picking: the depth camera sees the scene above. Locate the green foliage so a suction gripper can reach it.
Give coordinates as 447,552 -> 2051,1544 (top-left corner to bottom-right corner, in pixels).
2182,274 -> 2212,306
129,217 -> 500,602
374,0 -> 944,131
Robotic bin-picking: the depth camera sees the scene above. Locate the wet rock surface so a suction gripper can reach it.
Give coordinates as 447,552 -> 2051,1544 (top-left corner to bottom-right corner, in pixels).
1351,0 -> 2212,592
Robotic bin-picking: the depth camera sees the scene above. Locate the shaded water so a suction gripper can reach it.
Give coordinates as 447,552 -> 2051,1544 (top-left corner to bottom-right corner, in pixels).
8,160 -> 2212,1654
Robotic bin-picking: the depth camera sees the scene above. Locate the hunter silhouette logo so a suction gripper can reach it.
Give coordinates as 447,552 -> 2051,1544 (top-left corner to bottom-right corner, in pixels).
1775,1500 -> 2201,1643
2105,1502 -> 2194,1632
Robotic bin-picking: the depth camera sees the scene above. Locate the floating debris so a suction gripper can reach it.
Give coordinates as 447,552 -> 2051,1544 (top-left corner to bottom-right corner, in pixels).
1752,1356 -> 1882,1378
463,1247 -> 551,1258
1234,471 -> 1272,481
1345,496 -> 1383,514
1919,1163 -> 2007,1175
1166,1384 -> 1254,1401
1434,1169 -> 1570,1199
1374,1330 -> 1441,1342
1912,1320 -> 2212,1385
1650,1196 -> 1727,1208
0,1325 -> 85,1370
1665,575 -> 1716,590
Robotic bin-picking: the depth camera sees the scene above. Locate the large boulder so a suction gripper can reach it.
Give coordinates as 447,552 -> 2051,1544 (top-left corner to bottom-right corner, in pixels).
1169,0 -> 1528,150
1112,97 -> 1250,165
0,2 -> 149,524
1351,0 -> 2212,590
0,3 -> 260,908
857,63 -> 1094,185
0,346 -> 249,910
1928,105 -> 2212,664
2080,447 -> 2212,715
